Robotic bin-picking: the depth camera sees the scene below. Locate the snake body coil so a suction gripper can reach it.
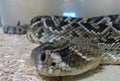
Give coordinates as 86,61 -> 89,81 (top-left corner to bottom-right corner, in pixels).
3,14 -> 120,76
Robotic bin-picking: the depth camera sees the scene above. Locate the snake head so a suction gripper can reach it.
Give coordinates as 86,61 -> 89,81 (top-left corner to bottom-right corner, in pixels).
31,43 -> 73,76
31,37 -> 103,77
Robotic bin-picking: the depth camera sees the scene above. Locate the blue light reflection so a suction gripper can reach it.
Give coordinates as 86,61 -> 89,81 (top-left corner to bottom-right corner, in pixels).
63,12 -> 76,17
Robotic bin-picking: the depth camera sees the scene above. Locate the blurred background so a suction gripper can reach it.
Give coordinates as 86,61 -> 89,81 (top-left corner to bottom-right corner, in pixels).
0,0 -> 120,81
0,0 -> 120,26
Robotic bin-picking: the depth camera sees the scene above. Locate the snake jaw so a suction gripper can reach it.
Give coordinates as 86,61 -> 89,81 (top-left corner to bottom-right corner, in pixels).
58,62 -> 72,72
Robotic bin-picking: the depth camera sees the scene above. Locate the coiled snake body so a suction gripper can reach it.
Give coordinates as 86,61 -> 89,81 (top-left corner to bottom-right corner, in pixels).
3,14 -> 120,77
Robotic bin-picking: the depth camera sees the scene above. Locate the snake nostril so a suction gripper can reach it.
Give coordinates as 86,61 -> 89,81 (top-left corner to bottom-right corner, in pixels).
41,53 -> 46,62
51,62 -> 56,66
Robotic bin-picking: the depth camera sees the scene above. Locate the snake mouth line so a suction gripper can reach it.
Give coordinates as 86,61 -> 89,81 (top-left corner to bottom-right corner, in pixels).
36,61 -> 72,75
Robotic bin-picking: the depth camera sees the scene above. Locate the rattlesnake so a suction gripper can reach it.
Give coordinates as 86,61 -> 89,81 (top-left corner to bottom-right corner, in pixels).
3,15 -> 120,78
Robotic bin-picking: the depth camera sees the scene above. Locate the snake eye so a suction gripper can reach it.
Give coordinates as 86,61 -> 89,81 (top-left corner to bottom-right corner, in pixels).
41,53 -> 46,62
60,47 -> 69,57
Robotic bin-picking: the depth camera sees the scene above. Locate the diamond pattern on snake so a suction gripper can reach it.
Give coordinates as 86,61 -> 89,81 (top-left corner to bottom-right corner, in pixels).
3,14 -> 120,79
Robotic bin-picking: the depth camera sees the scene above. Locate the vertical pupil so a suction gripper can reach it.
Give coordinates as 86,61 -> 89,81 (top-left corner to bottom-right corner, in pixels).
41,53 -> 46,61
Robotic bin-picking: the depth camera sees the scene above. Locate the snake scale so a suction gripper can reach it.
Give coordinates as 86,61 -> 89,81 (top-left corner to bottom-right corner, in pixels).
3,14 -> 120,79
